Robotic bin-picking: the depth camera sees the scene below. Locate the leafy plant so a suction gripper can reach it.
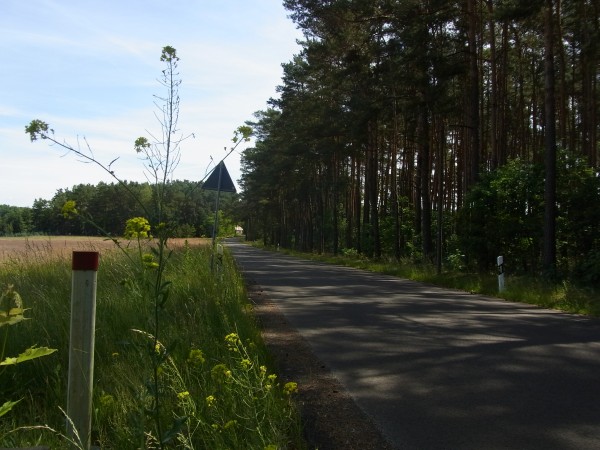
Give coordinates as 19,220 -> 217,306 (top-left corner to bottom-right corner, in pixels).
0,284 -> 56,417
23,46 -> 303,449
25,46 -> 190,447
0,243 -> 305,448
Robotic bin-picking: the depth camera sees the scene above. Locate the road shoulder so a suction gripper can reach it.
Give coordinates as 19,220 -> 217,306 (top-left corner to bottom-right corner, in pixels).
246,279 -> 395,450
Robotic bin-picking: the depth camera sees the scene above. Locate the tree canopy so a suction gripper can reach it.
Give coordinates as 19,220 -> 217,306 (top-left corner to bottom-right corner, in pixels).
239,0 -> 599,283
1,180 -> 240,239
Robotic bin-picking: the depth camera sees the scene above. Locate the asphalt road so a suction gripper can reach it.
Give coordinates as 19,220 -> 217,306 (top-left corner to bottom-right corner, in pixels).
226,240 -> 600,450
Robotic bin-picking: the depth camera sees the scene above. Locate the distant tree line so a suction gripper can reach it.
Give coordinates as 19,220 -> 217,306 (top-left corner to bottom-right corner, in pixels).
0,180 -> 240,238
239,0 -> 600,284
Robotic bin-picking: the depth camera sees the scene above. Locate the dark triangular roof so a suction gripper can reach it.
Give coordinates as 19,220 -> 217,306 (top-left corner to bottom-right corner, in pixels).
202,161 -> 236,193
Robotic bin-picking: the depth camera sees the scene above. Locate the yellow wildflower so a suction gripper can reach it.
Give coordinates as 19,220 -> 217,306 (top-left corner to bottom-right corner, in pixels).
61,200 -> 78,218
284,382 -> 298,395
211,363 -> 229,381
187,348 -> 205,366
142,253 -> 159,269
124,217 -> 151,239
225,332 -> 241,352
240,358 -> 252,370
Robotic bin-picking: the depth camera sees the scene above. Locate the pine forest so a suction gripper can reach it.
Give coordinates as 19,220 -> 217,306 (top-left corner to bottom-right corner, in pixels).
239,0 -> 600,284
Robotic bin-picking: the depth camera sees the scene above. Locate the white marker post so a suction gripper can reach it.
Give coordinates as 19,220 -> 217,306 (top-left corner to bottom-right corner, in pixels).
497,255 -> 505,293
67,251 -> 99,450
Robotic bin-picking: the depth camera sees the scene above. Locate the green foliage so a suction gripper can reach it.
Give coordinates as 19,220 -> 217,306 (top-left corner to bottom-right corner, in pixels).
0,400 -> 20,418
173,330 -> 300,449
0,285 -> 25,327
457,151 -> 600,281
124,217 -> 152,239
0,346 -> 57,367
0,205 -> 32,236
241,0 -> 599,289
271,243 -> 600,317
24,119 -> 52,141
0,285 -> 57,418
134,137 -> 151,153
232,125 -> 253,144
0,245 -> 303,448
554,153 -> 600,282
11,179 -> 240,239
458,158 -> 544,272
160,45 -> 178,63
21,45 -> 267,448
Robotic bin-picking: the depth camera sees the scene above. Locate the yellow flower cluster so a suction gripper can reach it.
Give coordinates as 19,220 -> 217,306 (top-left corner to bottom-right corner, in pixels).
240,358 -> 252,370
211,363 -> 232,382
142,253 -> 159,269
205,395 -> 216,407
225,332 -> 241,352
61,200 -> 78,218
187,348 -> 205,366
283,382 -> 298,395
124,217 -> 151,239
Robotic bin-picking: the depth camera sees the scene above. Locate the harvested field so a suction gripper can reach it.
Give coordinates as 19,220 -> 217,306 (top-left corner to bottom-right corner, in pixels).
0,236 -> 211,262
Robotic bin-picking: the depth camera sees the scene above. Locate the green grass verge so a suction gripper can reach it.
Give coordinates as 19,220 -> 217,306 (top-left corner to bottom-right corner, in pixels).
0,241 -> 304,449
255,242 -> 599,317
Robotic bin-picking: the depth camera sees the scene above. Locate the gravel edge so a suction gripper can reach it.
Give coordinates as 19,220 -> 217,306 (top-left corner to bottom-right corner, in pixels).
246,281 -> 395,450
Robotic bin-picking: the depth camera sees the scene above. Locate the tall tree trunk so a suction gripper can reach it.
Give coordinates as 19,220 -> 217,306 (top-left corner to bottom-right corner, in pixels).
436,120 -> 445,274
419,109 -> 433,261
391,100 -> 401,261
543,0 -> 557,276
556,0 -> 568,150
498,20 -> 509,166
487,0 -> 499,169
369,125 -> 381,258
592,0 -> 599,168
333,161 -> 340,255
363,145 -> 372,257
345,156 -> 354,250
354,156 -> 362,253
466,0 -> 480,189
580,0 -> 597,166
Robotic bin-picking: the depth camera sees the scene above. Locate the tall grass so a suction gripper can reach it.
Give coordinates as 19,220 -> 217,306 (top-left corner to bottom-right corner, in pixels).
0,240 -> 304,449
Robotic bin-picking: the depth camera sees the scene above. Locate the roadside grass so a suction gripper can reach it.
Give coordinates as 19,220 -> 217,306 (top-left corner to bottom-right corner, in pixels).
0,240 -> 304,449
256,243 -> 599,318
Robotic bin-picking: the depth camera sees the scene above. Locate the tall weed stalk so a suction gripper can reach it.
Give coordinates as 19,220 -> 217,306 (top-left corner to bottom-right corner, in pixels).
20,46 -> 303,448
0,242 -> 303,448
25,46 -> 190,447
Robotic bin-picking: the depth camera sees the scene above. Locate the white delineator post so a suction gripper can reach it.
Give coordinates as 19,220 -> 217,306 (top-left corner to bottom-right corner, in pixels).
67,251 -> 99,450
497,255 -> 505,293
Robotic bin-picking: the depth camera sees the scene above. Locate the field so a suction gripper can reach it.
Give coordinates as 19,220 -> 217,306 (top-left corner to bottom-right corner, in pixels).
0,236 -> 211,262
0,235 -> 305,449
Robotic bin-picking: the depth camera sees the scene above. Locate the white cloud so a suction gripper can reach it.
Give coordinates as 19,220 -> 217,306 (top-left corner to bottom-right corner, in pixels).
0,0 -> 302,207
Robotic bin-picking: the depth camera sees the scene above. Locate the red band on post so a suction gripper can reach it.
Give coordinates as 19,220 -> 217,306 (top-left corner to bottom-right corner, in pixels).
72,251 -> 99,271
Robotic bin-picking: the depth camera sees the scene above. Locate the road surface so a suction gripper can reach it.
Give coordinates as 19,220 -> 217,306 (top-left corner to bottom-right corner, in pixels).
226,240 -> 600,450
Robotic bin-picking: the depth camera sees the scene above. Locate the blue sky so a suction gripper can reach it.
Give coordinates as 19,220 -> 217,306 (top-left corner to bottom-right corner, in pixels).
0,0 -> 302,207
